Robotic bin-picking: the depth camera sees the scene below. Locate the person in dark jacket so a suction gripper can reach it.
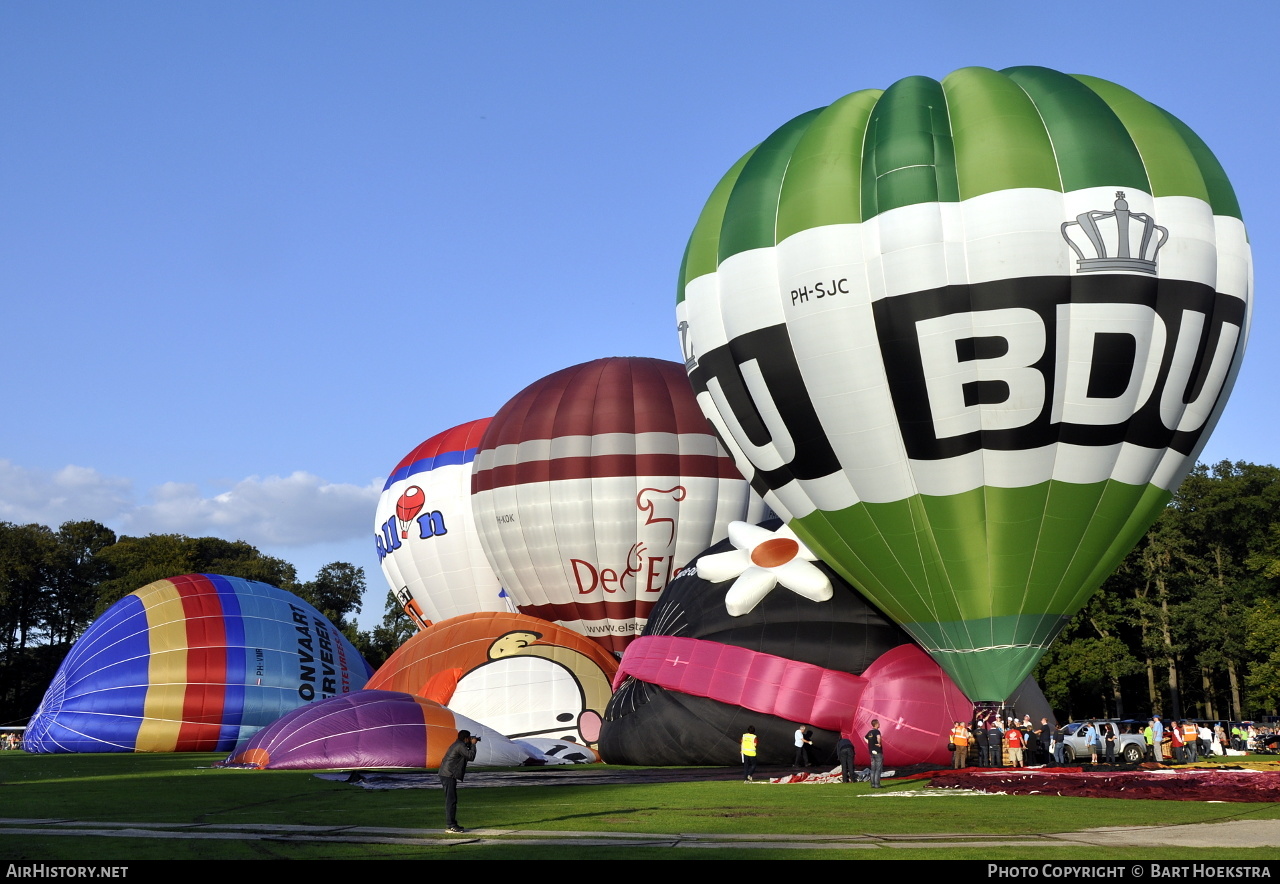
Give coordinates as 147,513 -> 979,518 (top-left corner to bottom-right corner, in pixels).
835,732 -> 855,782
440,729 -> 479,833
974,718 -> 990,767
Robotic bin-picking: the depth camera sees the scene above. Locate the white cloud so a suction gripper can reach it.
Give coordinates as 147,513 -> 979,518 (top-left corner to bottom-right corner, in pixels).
0,460 -> 381,549
0,460 -> 135,526
125,472 -> 381,546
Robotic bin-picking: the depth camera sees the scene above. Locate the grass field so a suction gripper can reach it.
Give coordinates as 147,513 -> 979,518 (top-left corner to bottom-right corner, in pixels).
2,752 -> 1279,860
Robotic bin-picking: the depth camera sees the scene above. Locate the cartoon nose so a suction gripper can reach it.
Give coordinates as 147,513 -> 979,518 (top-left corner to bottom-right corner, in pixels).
579,710 -> 603,744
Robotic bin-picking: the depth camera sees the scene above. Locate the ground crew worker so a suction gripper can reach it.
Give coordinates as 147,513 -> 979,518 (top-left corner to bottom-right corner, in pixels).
949,721 -> 971,769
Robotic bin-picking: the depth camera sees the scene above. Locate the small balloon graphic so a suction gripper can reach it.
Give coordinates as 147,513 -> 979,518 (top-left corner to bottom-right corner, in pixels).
396,486 -> 426,539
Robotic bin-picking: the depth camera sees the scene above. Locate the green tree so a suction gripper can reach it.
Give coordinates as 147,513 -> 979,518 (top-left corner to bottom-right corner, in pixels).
1035,631 -> 1142,721
1244,600 -> 1280,714
0,523 -> 63,721
352,591 -> 416,670
1036,461 -> 1280,721
95,534 -> 298,611
1167,461 -> 1280,719
296,562 -> 366,642
44,521 -> 117,646
1133,519 -> 1195,719
0,523 -> 59,658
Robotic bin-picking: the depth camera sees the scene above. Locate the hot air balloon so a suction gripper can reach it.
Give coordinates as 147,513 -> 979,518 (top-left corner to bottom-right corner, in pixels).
676,67 -> 1251,702
366,611 -> 617,748
375,419 -> 510,629
600,520 -> 972,767
223,690 -> 534,770
470,357 -> 767,654
24,574 -> 372,753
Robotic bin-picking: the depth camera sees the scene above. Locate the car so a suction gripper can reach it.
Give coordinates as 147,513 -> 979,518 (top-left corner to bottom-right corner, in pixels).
1060,720 -> 1146,763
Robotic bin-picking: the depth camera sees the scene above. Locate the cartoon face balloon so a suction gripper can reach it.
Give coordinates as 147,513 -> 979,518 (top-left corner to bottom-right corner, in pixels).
375,419 -> 511,628
25,574 -> 372,753
365,611 -> 618,748
677,67 -> 1251,701
471,357 -> 767,654
600,520 -> 973,767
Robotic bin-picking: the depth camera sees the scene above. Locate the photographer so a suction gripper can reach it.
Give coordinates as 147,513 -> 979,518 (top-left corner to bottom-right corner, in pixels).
440,729 -> 479,834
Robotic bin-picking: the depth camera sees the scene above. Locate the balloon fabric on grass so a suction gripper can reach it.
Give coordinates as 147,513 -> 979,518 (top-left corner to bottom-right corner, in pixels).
223,690 -> 533,770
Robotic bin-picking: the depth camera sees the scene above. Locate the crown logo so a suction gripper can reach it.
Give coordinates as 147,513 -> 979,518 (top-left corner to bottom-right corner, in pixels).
1061,192 -> 1168,274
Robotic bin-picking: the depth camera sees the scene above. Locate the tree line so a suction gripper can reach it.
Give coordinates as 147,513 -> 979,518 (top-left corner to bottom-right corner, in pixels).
1035,460 -> 1280,722
4,459 -> 1279,728
0,525 -> 412,726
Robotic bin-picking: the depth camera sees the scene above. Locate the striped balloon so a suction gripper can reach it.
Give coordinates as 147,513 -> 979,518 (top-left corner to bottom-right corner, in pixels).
471,357 -> 766,654
677,67 -> 1251,701
24,574 -> 372,753
223,690 -> 535,770
375,419 -> 511,628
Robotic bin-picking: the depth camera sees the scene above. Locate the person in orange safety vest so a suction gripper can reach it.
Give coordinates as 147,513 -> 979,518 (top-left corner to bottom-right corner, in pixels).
949,721 -> 971,769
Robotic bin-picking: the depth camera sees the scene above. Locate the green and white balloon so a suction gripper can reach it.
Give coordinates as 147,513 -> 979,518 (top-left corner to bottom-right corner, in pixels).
677,66 -> 1251,701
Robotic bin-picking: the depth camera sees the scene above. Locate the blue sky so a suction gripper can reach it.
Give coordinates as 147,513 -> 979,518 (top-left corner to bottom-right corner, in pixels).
2,1 -> 1275,627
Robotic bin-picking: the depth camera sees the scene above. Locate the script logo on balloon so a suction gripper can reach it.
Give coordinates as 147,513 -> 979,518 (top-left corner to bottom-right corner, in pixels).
376,501 -> 445,557
570,486 -> 688,600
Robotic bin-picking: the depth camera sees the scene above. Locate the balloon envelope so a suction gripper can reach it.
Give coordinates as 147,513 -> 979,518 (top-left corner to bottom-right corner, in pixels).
25,574 -> 372,753
677,67 -> 1251,700
600,521 -> 970,766
375,418 -> 510,627
471,356 -> 766,653
366,611 -> 618,748
224,690 -> 532,770
851,644 -> 973,767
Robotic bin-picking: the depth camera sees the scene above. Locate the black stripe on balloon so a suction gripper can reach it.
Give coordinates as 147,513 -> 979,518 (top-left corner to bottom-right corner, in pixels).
874,275 -> 1244,460
687,325 -> 844,492
689,276 -> 1244,481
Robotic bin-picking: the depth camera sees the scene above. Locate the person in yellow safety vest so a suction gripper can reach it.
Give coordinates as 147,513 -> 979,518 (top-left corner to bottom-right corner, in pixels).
741,726 -> 758,782
950,721 -> 971,769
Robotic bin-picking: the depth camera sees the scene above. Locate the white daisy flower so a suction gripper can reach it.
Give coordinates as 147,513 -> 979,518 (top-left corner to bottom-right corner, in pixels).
697,521 -> 833,616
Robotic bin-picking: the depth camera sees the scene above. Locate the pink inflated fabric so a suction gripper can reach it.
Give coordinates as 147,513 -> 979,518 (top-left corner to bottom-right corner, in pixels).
852,644 -> 974,767
614,635 -> 866,731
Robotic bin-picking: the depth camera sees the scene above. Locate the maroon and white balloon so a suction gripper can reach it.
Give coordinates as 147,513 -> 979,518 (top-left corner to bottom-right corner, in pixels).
470,357 -> 766,654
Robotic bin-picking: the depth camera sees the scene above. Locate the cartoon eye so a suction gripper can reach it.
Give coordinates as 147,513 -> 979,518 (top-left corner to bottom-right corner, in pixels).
556,713 -> 574,722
